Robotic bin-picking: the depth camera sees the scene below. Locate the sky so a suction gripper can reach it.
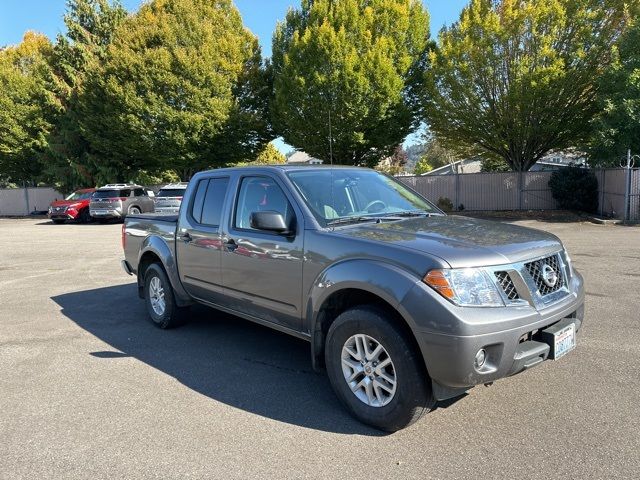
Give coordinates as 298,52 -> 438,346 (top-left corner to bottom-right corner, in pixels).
0,0 -> 469,153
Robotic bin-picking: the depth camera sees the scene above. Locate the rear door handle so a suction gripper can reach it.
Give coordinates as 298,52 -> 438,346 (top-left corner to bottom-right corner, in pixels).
223,237 -> 238,252
179,232 -> 192,242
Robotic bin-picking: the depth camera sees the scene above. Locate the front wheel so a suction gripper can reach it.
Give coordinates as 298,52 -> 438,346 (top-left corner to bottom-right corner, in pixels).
143,263 -> 186,329
325,305 -> 434,432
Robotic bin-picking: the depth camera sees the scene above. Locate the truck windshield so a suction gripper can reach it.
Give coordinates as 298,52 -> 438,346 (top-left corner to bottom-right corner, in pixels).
65,191 -> 93,201
287,169 -> 439,226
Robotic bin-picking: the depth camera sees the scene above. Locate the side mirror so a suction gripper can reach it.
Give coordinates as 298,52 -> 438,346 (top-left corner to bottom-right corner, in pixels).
250,211 -> 291,235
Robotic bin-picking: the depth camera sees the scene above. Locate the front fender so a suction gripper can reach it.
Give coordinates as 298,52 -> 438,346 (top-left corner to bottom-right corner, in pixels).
138,235 -> 191,306
307,259 -> 423,368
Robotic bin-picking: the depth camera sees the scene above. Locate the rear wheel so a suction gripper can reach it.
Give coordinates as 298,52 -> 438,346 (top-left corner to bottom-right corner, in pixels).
143,263 -> 186,329
325,305 -> 434,432
128,205 -> 141,215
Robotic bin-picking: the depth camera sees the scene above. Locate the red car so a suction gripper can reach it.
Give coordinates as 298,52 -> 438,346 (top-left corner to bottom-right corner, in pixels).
48,188 -> 96,224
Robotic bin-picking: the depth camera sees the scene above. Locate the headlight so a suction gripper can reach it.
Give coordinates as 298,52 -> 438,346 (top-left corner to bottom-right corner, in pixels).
423,268 -> 504,307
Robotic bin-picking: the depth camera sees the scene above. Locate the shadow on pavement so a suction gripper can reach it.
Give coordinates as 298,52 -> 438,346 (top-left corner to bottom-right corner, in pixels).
52,283 -> 384,436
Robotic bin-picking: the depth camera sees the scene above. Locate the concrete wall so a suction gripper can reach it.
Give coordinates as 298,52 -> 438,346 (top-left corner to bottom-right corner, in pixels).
0,187 -> 64,216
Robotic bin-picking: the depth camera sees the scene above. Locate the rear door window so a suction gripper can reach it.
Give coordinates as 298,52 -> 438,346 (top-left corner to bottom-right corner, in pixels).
190,177 -> 229,226
201,178 -> 229,226
134,188 -> 145,197
191,180 -> 209,223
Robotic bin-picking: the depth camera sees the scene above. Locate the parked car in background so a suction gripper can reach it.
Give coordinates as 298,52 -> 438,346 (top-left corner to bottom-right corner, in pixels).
90,183 -> 154,222
153,182 -> 188,214
48,188 -> 96,224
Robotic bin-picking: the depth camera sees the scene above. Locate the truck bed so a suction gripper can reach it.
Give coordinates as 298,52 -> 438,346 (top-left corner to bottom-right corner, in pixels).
123,214 -> 178,274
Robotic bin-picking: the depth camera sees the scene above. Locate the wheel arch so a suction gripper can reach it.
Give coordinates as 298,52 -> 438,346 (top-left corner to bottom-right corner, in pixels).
307,260 -> 425,373
136,237 -> 191,306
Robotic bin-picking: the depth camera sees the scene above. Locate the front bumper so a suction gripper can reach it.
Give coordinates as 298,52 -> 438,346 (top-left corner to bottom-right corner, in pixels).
405,270 -> 585,398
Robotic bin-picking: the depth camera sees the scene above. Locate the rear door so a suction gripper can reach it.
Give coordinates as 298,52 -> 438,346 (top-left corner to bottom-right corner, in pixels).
175,176 -> 230,305
219,174 -> 304,331
133,188 -> 154,212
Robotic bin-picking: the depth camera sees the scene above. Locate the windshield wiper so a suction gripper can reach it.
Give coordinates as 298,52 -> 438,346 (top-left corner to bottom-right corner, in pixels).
382,210 -> 441,218
326,216 -> 383,226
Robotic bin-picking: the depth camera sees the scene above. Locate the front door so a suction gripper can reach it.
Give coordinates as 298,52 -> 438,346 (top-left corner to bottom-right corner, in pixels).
175,176 -> 230,305
220,174 -> 304,331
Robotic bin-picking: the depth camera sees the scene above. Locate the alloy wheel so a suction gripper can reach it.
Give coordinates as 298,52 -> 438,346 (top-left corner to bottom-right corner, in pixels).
341,334 -> 397,407
149,276 -> 166,316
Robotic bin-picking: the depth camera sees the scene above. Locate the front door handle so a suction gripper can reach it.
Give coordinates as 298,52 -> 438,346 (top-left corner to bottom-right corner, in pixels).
223,237 -> 238,252
179,232 -> 192,242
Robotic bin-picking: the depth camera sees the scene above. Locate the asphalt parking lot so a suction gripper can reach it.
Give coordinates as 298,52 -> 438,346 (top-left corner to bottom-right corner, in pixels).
1,217 -> 639,479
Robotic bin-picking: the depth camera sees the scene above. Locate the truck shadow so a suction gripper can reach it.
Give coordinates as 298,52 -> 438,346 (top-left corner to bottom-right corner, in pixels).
51,283 -> 385,436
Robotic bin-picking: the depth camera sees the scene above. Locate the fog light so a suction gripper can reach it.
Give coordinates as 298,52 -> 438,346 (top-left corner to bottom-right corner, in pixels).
475,349 -> 487,369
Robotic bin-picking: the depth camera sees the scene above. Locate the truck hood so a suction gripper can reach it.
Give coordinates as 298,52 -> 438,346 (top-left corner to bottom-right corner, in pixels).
334,215 -> 563,268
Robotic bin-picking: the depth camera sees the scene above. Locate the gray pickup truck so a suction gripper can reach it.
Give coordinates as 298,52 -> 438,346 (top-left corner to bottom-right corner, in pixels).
122,166 -> 584,431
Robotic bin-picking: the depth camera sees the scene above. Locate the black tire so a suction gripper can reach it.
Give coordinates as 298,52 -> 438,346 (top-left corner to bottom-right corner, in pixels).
143,263 -> 186,329
325,305 -> 435,432
77,208 -> 92,224
128,205 -> 141,215
51,219 -> 65,224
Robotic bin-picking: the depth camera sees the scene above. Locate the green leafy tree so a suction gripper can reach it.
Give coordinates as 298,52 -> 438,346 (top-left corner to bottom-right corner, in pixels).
0,32 -> 59,184
45,0 -> 127,190
253,143 -> 286,165
589,20 -> 640,164
77,0 -> 271,183
233,142 -> 286,166
271,0 -> 431,167
422,0 -> 632,172
413,157 -> 433,175
417,134 -> 460,172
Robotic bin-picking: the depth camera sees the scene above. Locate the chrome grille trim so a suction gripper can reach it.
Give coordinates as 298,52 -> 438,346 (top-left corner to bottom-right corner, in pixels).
482,251 -> 572,309
524,254 -> 565,296
494,271 -> 520,300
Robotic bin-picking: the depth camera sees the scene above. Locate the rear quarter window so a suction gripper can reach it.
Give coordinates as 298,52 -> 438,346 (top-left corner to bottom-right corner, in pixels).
190,178 -> 229,226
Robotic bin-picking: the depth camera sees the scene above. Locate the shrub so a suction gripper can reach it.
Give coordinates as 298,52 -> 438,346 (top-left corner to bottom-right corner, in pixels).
549,166 -> 598,213
437,196 -> 454,212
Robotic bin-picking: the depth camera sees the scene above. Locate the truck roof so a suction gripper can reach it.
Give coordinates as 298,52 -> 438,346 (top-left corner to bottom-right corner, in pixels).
197,165 -> 370,175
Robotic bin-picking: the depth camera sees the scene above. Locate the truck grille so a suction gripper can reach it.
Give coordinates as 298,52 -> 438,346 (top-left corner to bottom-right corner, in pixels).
525,254 -> 564,296
494,271 -> 520,300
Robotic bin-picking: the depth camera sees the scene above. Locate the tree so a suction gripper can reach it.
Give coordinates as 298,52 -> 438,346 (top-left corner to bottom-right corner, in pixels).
418,135 -> 459,171
44,0 -> 127,190
589,20 -> 640,164
422,0 -> 632,172
233,142 -> 286,166
253,143 -> 286,165
0,32 -> 58,184
413,157 -> 433,175
77,0 -> 271,183
271,0 -> 431,167
377,145 -> 408,175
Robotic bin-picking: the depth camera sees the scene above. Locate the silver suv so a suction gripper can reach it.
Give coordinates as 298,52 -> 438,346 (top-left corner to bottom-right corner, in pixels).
153,182 -> 188,214
90,184 -> 155,221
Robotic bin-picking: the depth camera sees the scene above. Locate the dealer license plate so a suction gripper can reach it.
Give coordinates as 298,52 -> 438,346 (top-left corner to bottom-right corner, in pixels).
553,323 -> 576,359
